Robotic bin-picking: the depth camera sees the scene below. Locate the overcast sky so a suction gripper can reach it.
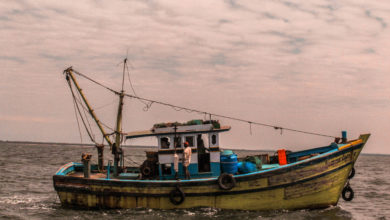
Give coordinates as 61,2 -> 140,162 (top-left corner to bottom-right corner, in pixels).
1,0 -> 389,154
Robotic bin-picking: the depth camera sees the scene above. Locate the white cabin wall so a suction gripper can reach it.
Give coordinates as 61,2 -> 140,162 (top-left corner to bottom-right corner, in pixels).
158,152 -> 198,164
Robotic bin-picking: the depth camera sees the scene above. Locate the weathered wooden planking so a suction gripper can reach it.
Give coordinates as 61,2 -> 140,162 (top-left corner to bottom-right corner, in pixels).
54,137 -> 368,210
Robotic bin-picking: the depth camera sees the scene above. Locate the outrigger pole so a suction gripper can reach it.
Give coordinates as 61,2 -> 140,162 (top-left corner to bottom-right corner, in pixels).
64,67 -> 115,173
64,58 -> 128,177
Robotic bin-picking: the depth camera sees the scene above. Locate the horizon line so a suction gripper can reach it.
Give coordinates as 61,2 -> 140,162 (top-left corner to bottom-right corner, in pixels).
0,139 -> 387,156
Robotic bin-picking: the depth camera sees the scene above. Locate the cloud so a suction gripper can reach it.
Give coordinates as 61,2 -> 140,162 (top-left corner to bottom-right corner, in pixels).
0,115 -> 59,123
0,0 -> 390,153
265,31 -> 307,54
0,55 -> 25,63
365,9 -> 387,29
40,53 -> 67,61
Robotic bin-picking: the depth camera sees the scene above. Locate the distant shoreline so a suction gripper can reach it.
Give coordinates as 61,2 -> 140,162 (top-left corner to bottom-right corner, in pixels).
0,140 -> 156,149
0,140 -> 267,151
0,140 -> 387,156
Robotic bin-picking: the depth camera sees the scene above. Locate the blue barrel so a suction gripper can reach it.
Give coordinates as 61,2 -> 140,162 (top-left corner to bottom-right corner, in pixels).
342,131 -> 347,139
341,130 -> 347,143
220,151 -> 238,174
238,161 -> 257,174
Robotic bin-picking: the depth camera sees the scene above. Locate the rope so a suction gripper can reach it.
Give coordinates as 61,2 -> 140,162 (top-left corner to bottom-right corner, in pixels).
67,78 -> 96,143
66,68 -> 338,139
124,59 -> 151,110
124,93 -> 337,138
100,121 -> 115,132
124,155 -> 142,166
95,99 -> 117,110
68,86 -> 116,133
75,86 -> 95,140
72,94 -> 83,143
71,69 -> 119,95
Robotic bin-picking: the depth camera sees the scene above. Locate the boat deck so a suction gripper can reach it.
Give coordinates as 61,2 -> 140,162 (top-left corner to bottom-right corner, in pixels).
66,164 -> 282,180
68,171 -> 108,179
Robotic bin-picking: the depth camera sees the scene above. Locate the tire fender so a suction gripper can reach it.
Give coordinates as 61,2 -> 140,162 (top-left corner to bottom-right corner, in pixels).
348,167 -> 355,179
169,186 -> 185,205
342,185 -> 354,201
141,166 -> 151,176
218,173 -> 236,190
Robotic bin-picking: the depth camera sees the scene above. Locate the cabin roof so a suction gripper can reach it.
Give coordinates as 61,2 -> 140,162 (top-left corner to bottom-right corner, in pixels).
125,126 -> 231,139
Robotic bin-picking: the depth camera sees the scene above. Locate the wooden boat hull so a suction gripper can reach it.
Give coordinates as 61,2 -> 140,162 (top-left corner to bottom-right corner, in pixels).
53,139 -> 366,210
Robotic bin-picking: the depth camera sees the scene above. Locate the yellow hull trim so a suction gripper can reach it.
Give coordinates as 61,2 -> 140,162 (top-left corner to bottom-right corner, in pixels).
57,164 -> 351,210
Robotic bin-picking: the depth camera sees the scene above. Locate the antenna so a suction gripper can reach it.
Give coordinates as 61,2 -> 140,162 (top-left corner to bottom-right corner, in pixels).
121,58 -> 126,92
120,48 -> 130,92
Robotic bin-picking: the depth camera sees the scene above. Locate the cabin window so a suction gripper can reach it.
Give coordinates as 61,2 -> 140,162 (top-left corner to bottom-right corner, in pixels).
160,137 -> 170,149
211,134 -> 217,145
185,136 -> 194,147
174,137 -> 182,148
161,164 -> 172,175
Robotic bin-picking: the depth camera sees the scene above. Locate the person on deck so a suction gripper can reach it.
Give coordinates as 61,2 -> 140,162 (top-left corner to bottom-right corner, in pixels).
197,134 -> 209,172
183,141 -> 192,179
197,135 -> 206,154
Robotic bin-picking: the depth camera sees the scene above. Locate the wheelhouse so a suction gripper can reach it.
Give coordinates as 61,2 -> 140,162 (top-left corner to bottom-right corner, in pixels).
126,122 -> 230,180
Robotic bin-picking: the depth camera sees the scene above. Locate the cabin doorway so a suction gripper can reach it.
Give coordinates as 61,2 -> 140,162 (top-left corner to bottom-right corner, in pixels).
197,134 -> 211,172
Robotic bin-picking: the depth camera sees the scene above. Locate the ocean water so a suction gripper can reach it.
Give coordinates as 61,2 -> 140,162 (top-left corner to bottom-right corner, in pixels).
0,142 -> 389,220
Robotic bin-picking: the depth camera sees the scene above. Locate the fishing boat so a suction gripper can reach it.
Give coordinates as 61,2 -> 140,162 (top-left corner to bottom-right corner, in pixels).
53,61 -> 370,210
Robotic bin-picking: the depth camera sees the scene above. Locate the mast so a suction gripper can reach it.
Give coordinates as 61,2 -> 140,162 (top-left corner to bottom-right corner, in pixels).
113,92 -> 124,176
113,58 -> 127,176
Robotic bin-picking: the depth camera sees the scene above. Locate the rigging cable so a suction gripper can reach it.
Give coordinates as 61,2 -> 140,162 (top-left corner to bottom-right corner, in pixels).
72,93 -> 83,143
124,59 -> 153,111
72,69 -> 119,95
124,155 -> 142,166
66,77 -> 96,143
69,68 -> 338,139
66,74 -> 83,143
123,93 -> 336,138
95,99 -> 117,110
71,95 -> 116,133
74,84 -> 95,141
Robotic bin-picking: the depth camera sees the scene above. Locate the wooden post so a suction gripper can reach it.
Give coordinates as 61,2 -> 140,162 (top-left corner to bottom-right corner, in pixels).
96,144 -> 104,171
81,153 -> 92,178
